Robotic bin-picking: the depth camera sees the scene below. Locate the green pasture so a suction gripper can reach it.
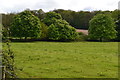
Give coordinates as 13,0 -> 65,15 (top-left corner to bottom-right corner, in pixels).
11,42 -> 118,78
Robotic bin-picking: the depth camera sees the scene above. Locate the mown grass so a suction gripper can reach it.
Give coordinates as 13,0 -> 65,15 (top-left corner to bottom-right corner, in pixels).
11,42 -> 118,78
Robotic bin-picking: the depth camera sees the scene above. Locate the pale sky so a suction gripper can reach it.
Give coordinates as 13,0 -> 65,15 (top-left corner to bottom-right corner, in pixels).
0,0 -> 119,13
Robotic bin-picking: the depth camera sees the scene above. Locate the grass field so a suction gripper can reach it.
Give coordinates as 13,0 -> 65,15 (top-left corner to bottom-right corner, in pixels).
11,42 -> 118,78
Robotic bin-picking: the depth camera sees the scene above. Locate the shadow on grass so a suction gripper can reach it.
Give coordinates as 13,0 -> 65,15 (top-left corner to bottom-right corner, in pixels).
9,39 -> 75,43
8,38 -> 120,43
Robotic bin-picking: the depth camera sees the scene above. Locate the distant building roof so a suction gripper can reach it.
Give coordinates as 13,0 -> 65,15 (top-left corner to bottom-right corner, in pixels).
76,29 -> 88,35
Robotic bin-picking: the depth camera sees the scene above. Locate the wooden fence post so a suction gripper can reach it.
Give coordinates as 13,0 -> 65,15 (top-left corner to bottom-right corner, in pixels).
2,66 -> 6,80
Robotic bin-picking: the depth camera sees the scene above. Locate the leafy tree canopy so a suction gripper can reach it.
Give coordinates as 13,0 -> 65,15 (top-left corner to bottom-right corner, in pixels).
42,12 -> 62,26
43,12 -> 78,41
88,14 -> 117,41
10,10 -> 41,39
112,10 -> 120,41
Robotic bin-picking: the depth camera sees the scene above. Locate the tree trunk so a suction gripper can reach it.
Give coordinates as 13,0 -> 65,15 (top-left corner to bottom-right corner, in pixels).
25,37 -> 27,40
20,37 -> 22,40
100,37 -> 102,42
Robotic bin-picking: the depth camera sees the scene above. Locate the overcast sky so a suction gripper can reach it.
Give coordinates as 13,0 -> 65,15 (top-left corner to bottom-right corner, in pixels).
0,0 -> 119,13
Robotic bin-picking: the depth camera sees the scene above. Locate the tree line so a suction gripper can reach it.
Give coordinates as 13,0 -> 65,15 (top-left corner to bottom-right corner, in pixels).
1,9 -> 120,41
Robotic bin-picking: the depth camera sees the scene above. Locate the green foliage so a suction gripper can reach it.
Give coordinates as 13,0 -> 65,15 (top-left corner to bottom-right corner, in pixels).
88,14 -> 117,41
75,32 -> 88,41
78,32 -> 84,35
2,13 -> 15,28
111,10 -> 120,21
1,9 -> 115,31
116,16 -> 120,41
43,11 -> 78,41
112,10 -> 120,41
48,24 -> 77,41
2,9 -> 118,41
0,25 -> 16,79
31,9 -> 45,20
2,41 -> 15,78
2,13 -> 15,39
40,22 -> 48,40
2,28 -> 16,78
10,10 -> 41,39
47,19 -> 77,41
2,27 -> 8,39
54,9 -> 96,29
42,12 -> 62,26
45,12 -> 62,19
48,24 -> 59,40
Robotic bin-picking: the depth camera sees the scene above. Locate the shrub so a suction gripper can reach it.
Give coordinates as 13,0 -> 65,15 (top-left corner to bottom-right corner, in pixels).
48,20 -> 78,41
43,12 -> 78,41
75,32 -> 88,41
